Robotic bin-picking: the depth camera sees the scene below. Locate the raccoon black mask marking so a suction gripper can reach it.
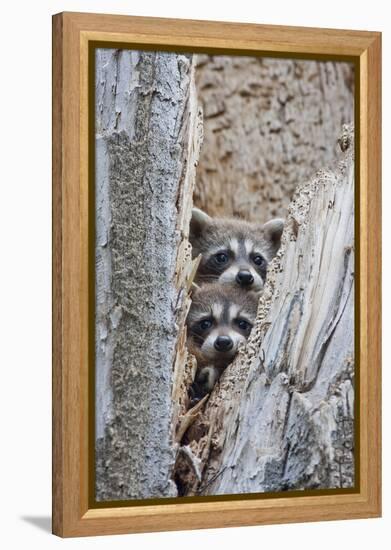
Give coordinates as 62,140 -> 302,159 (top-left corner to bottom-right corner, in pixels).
190,208 -> 284,292
186,284 -> 258,397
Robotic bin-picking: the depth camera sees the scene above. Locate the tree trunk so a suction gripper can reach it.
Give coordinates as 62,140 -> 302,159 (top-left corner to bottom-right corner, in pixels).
94,48 -> 202,501
194,55 -> 354,222
94,49 -> 355,501
181,126 -> 355,496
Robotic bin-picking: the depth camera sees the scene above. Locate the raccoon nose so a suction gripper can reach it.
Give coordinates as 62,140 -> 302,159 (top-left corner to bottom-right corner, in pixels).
236,270 -> 254,286
214,335 -> 233,352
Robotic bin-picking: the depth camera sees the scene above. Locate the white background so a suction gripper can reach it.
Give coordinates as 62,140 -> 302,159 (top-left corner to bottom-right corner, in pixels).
0,0 -> 388,547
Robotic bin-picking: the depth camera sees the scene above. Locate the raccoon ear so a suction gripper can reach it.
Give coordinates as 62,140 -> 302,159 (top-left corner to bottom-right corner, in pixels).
262,218 -> 284,251
190,208 -> 211,239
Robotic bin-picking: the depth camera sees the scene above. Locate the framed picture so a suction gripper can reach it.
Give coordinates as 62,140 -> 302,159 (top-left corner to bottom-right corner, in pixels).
52,12 -> 381,537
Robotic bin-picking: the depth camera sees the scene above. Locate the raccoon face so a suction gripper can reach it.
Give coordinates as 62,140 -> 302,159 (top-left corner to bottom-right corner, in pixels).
186,284 -> 258,369
190,208 -> 284,292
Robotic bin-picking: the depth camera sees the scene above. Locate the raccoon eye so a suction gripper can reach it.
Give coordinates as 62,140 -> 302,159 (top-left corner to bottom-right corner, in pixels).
199,318 -> 213,331
252,254 -> 266,266
214,252 -> 229,264
236,319 -> 251,331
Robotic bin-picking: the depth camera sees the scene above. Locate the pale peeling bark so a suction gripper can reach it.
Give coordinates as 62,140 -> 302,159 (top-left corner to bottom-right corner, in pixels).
194,55 -> 354,222
182,126 -> 355,496
95,48 -> 202,501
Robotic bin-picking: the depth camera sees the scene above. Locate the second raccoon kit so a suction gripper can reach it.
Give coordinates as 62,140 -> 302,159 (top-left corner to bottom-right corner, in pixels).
186,284 -> 259,398
187,208 -> 284,398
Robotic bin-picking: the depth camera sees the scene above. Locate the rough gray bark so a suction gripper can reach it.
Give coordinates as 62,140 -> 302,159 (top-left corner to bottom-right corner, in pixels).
194,55 -> 354,222
94,48 -> 202,501
181,126 -> 355,496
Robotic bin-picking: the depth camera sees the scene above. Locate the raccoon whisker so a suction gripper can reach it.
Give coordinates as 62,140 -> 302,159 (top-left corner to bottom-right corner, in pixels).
197,274 -> 220,282
202,267 -> 222,275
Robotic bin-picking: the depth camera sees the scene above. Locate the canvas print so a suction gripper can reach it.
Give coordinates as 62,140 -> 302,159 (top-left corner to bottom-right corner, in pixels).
93,48 -> 355,502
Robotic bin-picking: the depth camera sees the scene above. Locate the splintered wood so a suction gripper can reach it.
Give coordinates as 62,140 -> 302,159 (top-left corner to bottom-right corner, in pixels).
176,125 -> 355,496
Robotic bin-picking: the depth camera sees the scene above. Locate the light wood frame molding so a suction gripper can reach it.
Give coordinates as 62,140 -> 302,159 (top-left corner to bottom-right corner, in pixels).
52,11 -> 381,537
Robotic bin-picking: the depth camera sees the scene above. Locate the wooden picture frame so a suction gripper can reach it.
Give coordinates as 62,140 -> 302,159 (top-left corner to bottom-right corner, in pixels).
52,11 -> 381,538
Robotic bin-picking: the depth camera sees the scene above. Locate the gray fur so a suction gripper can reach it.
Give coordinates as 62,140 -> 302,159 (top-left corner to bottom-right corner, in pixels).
186,284 -> 258,396
190,208 -> 284,291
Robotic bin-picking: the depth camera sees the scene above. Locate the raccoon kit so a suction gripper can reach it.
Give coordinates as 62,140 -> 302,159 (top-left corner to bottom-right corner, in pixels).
190,208 -> 284,292
186,284 -> 258,398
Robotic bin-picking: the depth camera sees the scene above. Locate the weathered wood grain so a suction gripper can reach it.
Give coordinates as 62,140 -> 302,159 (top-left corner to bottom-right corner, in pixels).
194,55 -> 354,222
